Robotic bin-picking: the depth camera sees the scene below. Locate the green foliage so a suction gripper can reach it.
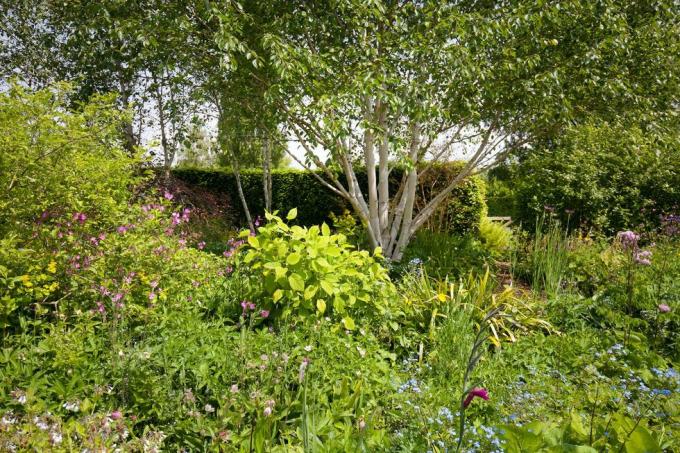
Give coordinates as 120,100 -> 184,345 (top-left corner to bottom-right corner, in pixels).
478,217 -> 514,259
514,122 -> 680,234
172,162 -> 487,235
234,210 -> 396,328
400,231 -> 492,279
512,214 -> 571,299
0,83 -> 142,238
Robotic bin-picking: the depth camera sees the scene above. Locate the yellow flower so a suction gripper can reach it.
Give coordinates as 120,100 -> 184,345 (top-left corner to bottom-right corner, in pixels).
47,261 -> 57,273
20,275 -> 33,288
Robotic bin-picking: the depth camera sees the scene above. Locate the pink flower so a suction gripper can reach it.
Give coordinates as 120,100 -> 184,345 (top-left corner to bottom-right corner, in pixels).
164,191 -> 174,200
197,241 -> 206,250
110,410 -> 123,420
260,310 -> 270,318
263,406 -> 272,417
241,300 -> 256,312
658,304 -> 671,313
171,212 -> 181,226
73,212 -> 87,224
117,225 -> 128,234
463,387 -> 489,408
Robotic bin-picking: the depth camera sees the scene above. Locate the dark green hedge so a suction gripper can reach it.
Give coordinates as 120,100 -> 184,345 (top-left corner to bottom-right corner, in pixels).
172,163 -> 486,233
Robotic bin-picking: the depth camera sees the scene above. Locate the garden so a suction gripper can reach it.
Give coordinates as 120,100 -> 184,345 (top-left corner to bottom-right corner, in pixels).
1,2 -> 679,452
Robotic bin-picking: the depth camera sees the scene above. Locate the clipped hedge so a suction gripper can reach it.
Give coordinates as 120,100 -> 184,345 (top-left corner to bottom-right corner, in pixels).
172,162 -> 486,233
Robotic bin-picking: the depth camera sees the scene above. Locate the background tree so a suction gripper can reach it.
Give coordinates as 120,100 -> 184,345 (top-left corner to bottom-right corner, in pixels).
214,0 -> 678,259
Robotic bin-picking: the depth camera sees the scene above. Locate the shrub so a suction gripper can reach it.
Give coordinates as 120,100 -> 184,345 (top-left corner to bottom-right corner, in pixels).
513,122 -> 680,234
0,83 -> 142,239
232,209 -> 397,329
171,162 -> 487,235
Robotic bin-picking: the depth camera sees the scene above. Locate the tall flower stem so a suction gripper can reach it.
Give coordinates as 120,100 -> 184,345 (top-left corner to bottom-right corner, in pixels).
456,307 -> 500,452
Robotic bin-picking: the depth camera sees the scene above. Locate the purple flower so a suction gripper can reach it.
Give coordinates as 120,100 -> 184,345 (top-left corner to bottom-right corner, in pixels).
73,212 -> 87,224
197,241 -> 206,250
463,387 -> 489,408
110,410 -> 123,420
658,304 -> 671,313
171,212 -> 181,226
182,208 -> 191,222
634,250 -> 652,265
164,191 -> 174,200
117,225 -> 128,234
617,230 -> 639,250
299,357 -> 310,382
111,293 -> 124,303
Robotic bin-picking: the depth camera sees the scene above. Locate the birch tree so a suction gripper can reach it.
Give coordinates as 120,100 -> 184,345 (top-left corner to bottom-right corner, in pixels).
217,0 -> 678,260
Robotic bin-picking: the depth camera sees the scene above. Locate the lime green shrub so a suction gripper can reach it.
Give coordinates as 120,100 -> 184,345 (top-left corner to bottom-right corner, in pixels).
234,209 -> 396,329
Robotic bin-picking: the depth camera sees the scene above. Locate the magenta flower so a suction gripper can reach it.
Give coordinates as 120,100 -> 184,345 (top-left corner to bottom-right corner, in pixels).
73,212 -> 87,224
117,225 -> 128,234
110,410 -> 123,420
241,300 -> 256,312
163,191 -> 174,200
658,304 -> 671,313
171,212 -> 181,226
463,387 -> 489,408
260,310 -> 270,318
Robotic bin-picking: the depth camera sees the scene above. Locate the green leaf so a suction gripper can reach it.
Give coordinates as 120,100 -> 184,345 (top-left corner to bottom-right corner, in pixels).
342,316 -> 355,330
273,289 -> 283,302
316,299 -> 326,314
304,285 -> 318,300
321,223 -> 330,236
320,279 -> 335,295
625,427 -> 661,453
286,252 -> 301,265
288,273 -> 305,291
247,235 -> 259,248
286,208 -> 298,220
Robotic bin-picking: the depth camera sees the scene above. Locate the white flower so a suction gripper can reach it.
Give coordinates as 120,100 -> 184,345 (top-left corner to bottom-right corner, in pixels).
230,384 -> 239,393
356,346 -> 366,358
1,412 -> 17,426
304,345 -> 313,352
33,416 -> 49,431
50,431 -> 63,445
62,401 -> 80,412
204,404 -> 215,413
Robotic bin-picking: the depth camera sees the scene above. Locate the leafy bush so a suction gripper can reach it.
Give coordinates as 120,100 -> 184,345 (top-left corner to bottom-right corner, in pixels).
233,209 -> 397,329
478,217 -> 514,259
513,122 -> 680,234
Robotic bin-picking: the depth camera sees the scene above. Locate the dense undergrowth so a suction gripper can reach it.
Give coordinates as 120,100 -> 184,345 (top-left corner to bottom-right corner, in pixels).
1,86 -> 678,452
